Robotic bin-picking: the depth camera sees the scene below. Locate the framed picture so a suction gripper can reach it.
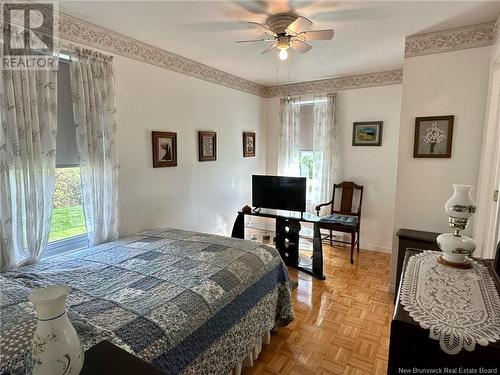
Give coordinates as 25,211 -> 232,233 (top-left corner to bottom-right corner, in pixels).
198,131 -> 217,161
243,132 -> 256,157
352,121 -> 383,146
152,131 -> 177,168
414,115 -> 454,158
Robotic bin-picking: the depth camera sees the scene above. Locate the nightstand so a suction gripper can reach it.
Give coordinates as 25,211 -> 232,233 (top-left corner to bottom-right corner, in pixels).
81,340 -> 164,375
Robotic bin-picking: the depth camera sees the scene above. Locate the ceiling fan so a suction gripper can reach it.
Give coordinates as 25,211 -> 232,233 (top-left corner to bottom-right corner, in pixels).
236,13 -> 334,61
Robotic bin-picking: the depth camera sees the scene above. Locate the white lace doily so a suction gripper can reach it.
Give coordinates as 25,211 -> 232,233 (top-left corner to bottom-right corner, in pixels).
400,251 -> 500,355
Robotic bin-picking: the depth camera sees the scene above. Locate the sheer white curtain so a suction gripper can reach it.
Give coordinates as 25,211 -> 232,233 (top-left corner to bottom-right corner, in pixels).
310,94 -> 340,214
0,69 -> 57,271
69,48 -> 119,246
278,97 -> 301,176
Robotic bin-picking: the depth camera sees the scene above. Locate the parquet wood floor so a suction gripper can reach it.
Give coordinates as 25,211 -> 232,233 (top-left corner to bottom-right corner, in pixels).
244,245 -> 393,375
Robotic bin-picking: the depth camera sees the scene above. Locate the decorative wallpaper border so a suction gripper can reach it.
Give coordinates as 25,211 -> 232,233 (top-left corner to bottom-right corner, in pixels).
405,22 -> 495,58
58,13 -> 267,97
263,70 -> 403,98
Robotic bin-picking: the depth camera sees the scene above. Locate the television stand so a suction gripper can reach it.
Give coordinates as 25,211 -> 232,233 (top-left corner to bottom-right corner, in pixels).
231,208 -> 325,280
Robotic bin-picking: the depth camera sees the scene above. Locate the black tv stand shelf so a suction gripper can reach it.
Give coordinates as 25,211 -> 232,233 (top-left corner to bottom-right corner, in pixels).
231,208 -> 325,280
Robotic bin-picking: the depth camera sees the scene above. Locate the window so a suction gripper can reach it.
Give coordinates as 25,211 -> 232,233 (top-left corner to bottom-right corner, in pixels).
49,167 -> 86,242
45,60 -> 87,256
299,103 -> 315,201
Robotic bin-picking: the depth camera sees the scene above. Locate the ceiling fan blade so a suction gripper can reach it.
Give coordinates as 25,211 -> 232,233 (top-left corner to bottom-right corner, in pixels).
248,21 -> 277,37
236,38 -> 275,43
290,40 -> 312,54
297,29 -> 334,41
285,16 -> 313,35
261,43 -> 277,54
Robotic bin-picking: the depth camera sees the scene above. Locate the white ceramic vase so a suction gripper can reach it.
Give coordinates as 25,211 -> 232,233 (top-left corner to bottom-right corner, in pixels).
437,184 -> 477,264
28,285 -> 84,375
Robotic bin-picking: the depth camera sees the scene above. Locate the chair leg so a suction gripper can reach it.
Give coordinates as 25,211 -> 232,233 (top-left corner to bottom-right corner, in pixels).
330,230 -> 333,246
357,231 -> 360,253
350,233 -> 355,264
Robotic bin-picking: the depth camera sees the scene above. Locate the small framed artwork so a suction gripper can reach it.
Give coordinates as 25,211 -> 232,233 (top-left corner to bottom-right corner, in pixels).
198,131 -> 217,161
414,115 -> 454,158
243,132 -> 256,157
152,131 -> 177,168
352,121 -> 383,146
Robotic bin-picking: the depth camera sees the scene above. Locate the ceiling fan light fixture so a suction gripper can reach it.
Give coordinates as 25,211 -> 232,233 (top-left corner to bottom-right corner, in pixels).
238,12 -> 334,62
278,48 -> 288,61
277,37 -> 290,60
277,37 -> 289,50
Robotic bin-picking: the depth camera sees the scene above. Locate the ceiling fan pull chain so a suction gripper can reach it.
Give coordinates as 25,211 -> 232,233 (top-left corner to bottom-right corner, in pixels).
287,49 -> 292,100
275,47 -> 279,97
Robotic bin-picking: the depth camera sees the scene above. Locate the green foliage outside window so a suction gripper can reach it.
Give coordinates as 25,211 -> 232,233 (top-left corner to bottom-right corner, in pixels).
300,152 -> 314,195
300,153 -> 314,179
49,167 -> 86,242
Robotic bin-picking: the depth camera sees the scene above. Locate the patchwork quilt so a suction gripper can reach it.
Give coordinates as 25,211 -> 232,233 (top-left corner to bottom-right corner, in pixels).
0,229 -> 294,374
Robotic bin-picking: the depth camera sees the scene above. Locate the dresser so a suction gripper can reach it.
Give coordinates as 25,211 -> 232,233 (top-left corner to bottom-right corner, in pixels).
388,249 -> 500,373
395,229 -> 440,300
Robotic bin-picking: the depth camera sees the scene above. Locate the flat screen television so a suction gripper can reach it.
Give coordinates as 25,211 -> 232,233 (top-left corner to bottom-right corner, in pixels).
252,175 -> 307,212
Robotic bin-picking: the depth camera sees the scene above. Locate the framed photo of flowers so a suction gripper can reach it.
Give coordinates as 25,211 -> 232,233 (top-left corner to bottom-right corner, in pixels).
198,131 -> 217,161
414,115 -> 454,158
152,131 -> 177,168
242,132 -> 255,157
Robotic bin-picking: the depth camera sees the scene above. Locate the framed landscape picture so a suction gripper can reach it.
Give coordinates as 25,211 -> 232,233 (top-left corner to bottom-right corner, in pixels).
414,115 -> 454,158
152,131 -> 177,168
243,132 -> 255,157
198,131 -> 217,161
352,121 -> 383,146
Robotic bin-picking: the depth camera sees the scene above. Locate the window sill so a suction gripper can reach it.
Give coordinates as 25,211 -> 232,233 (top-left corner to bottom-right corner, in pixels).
43,234 -> 88,259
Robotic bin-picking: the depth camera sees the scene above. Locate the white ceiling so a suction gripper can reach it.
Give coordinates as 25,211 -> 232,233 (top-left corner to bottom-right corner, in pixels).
60,1 -> 500,85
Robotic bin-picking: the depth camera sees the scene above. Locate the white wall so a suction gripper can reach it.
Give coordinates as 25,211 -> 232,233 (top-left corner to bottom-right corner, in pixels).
266,84 -> 403,252
390,46 -> 492,288
338,86 -> 402,252
113,56 -> 267,237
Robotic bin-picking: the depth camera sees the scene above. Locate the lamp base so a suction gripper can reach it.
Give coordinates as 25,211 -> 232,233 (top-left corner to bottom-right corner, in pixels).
437,255 -> 473,269
436,232 -> 475,264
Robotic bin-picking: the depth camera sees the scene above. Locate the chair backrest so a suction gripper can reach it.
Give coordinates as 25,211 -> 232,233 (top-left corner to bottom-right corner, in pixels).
331,181 -> 364,216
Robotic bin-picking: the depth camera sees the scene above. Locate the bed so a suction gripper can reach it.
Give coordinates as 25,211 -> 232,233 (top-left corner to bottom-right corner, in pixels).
0,228 -> 294,374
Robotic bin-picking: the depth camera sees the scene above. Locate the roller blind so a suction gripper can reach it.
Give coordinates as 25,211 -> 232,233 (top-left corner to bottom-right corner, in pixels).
300,104 -> 314,151
56,61 -> 79,167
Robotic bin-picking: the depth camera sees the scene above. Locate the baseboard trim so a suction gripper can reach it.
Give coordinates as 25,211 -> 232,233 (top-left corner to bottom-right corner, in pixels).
360,243 -> 392,254
389,284 -> 396,294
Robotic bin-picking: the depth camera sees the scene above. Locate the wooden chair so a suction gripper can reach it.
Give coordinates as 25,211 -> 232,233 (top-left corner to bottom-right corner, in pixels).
315,181 -> 364,264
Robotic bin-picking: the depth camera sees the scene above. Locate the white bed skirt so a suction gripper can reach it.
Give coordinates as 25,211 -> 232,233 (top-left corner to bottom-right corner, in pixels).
229,331 -> 271,375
